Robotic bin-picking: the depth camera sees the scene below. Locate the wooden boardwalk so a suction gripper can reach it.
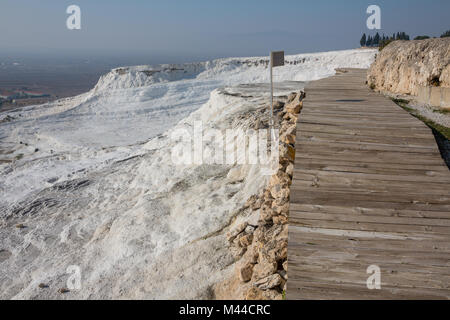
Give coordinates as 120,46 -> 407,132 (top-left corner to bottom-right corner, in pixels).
287,69 -> 450,300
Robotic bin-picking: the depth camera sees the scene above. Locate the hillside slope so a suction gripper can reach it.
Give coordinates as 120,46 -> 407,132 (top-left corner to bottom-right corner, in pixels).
0,49 -> 376,299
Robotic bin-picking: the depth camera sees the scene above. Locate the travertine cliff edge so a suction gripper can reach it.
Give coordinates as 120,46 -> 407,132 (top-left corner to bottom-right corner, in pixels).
367,38 -> 450,108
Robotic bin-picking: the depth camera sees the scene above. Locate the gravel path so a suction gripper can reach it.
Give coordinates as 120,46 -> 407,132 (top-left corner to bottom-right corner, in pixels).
408,102 -> 450,128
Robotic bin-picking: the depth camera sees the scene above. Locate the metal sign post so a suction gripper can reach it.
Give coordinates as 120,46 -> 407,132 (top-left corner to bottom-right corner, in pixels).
269,51 -> 284,128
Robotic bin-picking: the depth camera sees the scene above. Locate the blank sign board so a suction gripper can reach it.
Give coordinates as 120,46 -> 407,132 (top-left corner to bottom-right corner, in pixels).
271,51 -> 285,67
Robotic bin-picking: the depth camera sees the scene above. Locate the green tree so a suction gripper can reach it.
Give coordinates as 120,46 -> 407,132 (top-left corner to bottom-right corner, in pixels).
441,30 -> 450,38
366,35 -> 373,47
398,32 -> 410,40
414,35 -> 430,40
374,32 -> 381,46
360,33 -> 367,47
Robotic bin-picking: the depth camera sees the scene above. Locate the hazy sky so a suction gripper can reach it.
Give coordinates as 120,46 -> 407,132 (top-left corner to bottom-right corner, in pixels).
1,0 -> 449,62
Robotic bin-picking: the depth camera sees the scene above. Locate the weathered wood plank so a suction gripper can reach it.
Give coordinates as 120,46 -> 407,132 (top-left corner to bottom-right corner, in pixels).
298,123 -> 434,139
295,158 -> 448,172
290,203 -> 450,219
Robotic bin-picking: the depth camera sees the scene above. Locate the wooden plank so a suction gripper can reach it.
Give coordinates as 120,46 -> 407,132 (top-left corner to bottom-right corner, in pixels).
294,152 -> 445,165
290,217 -> 450,235
298,130 -> 438,146
288,245 -> 450,269
300,116 -> 428,129
292,169 -> 450,184
290,211 -> 450,227
296,140 -> 439,154
288,267 -> 450,290
290,203 -> 450,219
290,191 -> 450,212
293,166 -> 448,183
298,133 -> 437,147
288,231 -> 450,252
297,123 -> 433,139
287,279 -> 450,300
295,158 -> 449,172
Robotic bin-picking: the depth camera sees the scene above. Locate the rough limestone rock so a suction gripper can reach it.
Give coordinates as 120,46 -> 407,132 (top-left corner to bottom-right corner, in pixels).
272,202 -> 289,216
269,185 -> 290,201
367,38 -> 450,96
226,222 -> 248,242
286,163 -> 294,177
279,143 -> 295,162
237,261 -> 254,282
238,233 -> 253,247
253,274 -> 283,290
269,171 -> 291,188
245,287 -> 266,300
244,194 -> 258,209
246,210 -> 261,227
260,238 -> 288,263
252,258 -> 278,280
272,215 -> 288,225
284,92 -> 305,114
260,205 -> 274,223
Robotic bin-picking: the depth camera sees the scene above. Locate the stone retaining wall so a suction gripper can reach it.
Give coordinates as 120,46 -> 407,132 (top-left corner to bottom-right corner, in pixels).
213,91 -> 305,300
417,86 -> 450,110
